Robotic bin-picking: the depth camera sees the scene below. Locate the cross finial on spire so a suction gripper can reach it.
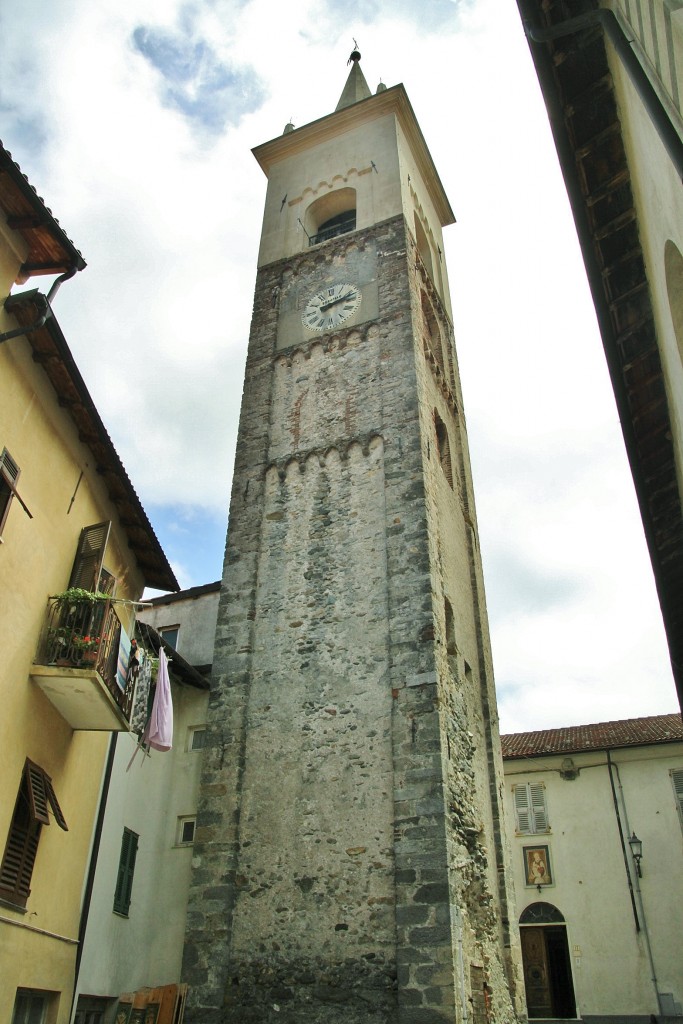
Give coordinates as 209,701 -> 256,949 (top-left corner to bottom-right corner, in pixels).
337,40 -> 371,110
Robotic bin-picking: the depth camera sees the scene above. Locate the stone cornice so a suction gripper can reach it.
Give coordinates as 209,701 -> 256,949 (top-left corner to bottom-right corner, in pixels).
252,85 -> 455,228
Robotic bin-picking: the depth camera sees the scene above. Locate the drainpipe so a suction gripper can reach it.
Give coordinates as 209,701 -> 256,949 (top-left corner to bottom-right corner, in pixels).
609,755 -> 664,1017
605,750 -> 640,931
0,266 -> 78,344
523,6 -> 683,183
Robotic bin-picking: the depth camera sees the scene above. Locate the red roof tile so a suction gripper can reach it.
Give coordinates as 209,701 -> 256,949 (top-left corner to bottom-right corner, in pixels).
501,713 -> 683,760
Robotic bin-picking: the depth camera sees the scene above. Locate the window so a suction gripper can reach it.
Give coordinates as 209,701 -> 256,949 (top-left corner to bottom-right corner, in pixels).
113,827 -> 139,916
311,210 -> 356,246
69,521 -> 112,591
444,598 -> 457,656
176,816 -> 196,846
159,626 -> 179,650
513,782 -> 549,834
672,768 -> 683,830
305,188 -> 357,247
188,727 -> 206,751
421,292 -> 444,372
0,760 -> 68,908
74,997 -> 109,1024
414,214 -> 434,279
11,990 -> 51,1024
0,448 -> 32,535
434,410 -> 453,488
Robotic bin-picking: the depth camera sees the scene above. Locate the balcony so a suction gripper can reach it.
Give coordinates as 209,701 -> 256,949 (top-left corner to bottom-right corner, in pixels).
31,592 -> 135,731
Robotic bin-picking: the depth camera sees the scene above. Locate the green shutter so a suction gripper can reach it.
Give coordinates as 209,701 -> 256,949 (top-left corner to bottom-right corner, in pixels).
69,521 -> 111,591
114,827 -> 139,916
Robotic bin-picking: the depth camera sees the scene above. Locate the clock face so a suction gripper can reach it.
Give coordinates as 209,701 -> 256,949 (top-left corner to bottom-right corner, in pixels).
302,282 -> 361,332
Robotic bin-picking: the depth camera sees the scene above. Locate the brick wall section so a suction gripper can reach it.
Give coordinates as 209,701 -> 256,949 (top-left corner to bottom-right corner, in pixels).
182,215 -> 520,1023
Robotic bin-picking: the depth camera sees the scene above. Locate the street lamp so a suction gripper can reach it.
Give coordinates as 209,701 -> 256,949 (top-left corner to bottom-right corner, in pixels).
628,832 -> 643,877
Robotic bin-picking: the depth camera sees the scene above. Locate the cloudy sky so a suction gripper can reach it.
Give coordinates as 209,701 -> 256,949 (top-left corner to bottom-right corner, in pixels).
2,0 -> 678,733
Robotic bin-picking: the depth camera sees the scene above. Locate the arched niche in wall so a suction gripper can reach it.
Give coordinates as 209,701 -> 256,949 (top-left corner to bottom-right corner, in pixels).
414,213 -> 434,279
434,409 -> 453,488
665,239 -> 683,367
421,290 -> 444,372
304,188 -> 356,247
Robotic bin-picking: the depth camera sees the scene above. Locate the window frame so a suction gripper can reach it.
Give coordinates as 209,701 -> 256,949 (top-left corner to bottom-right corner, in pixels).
513,781 -> 550,835
159,625 -> 180,650
11,989 -> 51,1024
176,816 -> 197,846
188,726 -> 206,752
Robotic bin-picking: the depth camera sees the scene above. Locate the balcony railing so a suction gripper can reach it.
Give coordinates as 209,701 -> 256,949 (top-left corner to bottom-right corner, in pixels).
32,594 -> 135,729
309,211 -> 356,247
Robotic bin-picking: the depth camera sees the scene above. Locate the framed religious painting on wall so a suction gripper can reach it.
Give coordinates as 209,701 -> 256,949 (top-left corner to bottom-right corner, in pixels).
523,844 -> 553,887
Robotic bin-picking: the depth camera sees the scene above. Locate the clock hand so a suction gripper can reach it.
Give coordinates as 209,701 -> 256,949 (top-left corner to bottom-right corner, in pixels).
319,291 -> 355,312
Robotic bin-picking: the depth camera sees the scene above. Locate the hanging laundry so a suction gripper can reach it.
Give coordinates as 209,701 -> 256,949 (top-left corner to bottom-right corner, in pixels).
143,647 -> 173,751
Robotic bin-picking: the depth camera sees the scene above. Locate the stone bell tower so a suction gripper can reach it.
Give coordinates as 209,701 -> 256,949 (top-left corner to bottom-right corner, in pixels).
183,51 -> 521,1024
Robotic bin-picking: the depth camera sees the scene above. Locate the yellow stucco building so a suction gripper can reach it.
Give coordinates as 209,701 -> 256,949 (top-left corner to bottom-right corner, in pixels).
0,143 -> 177,1024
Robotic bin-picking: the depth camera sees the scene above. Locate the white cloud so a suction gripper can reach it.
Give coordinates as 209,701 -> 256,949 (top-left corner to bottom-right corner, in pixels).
1,0 -> 677,732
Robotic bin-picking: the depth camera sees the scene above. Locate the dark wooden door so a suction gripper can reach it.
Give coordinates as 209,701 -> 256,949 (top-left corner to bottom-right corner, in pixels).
521,925 -> 577,1019
521,926 -> 553,1017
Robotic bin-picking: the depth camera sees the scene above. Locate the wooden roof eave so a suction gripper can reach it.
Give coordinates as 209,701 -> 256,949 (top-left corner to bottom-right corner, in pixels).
3,290 -> 179,592
0,143 -> 86,284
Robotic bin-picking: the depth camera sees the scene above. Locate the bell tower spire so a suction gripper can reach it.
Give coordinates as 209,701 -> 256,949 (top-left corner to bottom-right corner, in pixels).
335,43 -> 371,110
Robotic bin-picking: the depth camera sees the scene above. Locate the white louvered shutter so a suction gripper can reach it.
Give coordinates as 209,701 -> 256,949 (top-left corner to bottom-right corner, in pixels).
514,782 -> 548,833
514,785 -> 532,833
529,782 -> 548,832
672,768 -> 683,829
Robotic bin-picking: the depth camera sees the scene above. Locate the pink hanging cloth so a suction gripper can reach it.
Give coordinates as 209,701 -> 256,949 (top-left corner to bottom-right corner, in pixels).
143,647 -> 173,751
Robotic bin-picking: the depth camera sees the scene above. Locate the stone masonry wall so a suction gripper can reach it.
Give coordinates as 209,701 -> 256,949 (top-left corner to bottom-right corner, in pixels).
182,215 -> 520,1023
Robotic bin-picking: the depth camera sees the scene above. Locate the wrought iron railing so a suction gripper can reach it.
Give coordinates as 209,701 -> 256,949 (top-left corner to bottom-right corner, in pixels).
309,211 -> 356,246
36,595 -> 135,720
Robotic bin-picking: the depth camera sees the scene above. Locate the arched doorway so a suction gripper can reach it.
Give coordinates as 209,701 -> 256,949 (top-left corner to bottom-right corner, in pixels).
520,903 -> 577,1019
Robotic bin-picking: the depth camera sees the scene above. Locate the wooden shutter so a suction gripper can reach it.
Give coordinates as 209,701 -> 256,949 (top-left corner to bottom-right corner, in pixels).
672,768 -> 683,826
114,827 -> 139,915
0,760 -> 68,907
0,447 -> 32,530
25,759 -> 68,830
69,521 -> 111,591
514,782 -> 548,833
0,819 -> 40,903
514,784 -> 532,833
529,782 -> 548,832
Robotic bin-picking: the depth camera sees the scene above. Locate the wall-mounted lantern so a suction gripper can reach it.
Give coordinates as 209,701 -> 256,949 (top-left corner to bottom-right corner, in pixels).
628,832 -> 643,877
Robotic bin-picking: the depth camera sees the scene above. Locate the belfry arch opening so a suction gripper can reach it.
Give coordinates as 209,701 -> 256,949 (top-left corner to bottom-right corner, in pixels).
434,410 -> 453,488
665,239 -> 683,369
414,214 -> 433,278
421,291 -> 444,372
519,903 -> 576,1019
305,188 -> 356,246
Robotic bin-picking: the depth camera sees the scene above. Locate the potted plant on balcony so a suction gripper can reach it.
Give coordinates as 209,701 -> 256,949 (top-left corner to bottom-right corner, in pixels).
44,588 -> 111,666
72,634 -> 101,666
